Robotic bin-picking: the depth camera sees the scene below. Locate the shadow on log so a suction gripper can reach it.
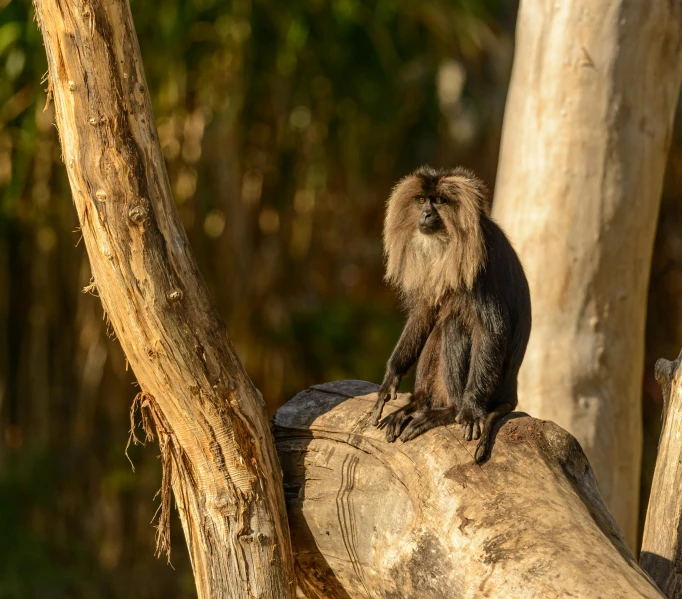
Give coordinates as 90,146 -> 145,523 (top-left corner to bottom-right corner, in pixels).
273,380 -> 663,599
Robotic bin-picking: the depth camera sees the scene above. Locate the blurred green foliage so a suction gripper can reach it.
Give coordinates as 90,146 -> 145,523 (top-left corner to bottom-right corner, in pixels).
0,0 -> 516,596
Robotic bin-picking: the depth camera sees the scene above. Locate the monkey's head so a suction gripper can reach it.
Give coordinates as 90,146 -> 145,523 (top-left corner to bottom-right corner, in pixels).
384,165 -> 489,304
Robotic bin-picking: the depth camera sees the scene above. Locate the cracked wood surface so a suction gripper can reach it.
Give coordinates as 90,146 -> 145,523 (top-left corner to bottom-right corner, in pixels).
275,380 -> 664,599
33,1 -> 296,597
641,349 -> 682,598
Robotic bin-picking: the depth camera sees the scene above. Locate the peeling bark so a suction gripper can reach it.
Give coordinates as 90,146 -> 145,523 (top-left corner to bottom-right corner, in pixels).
33,1 -> 296,597
275,381 -> 664,599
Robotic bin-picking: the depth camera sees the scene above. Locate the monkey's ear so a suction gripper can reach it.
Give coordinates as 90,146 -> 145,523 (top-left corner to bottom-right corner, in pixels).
440,169 -> 491,216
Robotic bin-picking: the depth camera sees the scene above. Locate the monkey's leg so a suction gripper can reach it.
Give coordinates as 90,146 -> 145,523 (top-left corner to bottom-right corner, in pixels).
378,391 -> 430,443
370,306 -> 436,425
455,329 -> 507,443
440,318 -> 475,435
474,402 -> 513,464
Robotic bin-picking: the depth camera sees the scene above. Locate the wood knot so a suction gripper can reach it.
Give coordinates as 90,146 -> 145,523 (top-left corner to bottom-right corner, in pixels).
95,189 -> 107,202
128,203 -> 148,224
655,358 -> 674,386
88,117 -> 98,126
67,81 -> 76,91
168,289 -> 183,302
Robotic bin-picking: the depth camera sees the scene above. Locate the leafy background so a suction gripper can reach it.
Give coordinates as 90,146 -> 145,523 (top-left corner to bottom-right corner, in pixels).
0,0 -> 680,596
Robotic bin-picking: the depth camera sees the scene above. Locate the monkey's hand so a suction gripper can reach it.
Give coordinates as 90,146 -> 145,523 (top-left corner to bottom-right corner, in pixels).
378,409 -> 411,442
369,372 -> 401,426
455,403 -> 487,441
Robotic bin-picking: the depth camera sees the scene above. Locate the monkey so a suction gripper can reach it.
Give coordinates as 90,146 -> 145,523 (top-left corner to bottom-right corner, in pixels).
368,165 -> 531,464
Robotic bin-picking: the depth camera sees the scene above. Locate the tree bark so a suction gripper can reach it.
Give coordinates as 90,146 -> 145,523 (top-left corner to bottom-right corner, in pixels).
491,0 -> 682,547
641,349 -> 682,598
274,380 -> 664,599
33,1 -> 296,597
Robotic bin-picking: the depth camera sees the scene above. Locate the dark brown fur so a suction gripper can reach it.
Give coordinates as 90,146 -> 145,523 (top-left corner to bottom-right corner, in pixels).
369,165 -> 531,463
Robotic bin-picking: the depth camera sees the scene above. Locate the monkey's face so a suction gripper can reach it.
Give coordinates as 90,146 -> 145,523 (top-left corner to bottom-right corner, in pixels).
416,195 -> 446,235
384,165 -> 489,298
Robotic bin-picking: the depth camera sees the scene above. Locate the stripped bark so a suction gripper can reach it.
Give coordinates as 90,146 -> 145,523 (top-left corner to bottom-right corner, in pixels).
492,0 -> 682,547
33,1 -> 296,597
274,380 -> 664,599
641,349 -> 682,598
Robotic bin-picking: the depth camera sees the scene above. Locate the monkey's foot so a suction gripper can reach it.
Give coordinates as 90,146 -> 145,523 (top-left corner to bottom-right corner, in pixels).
378,410 -> 410,443
398,410 -> 451,442
455,405 -> 486,442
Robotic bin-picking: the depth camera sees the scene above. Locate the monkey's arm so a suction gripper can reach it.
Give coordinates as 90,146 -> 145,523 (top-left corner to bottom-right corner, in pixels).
369,306 -> 435,425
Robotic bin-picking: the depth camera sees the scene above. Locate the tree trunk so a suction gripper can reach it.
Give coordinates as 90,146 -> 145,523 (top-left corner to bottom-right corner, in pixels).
641,349 -> 682,598
491,0 -> 682,547
274,380 -> 664,599
33,1 -> 296,597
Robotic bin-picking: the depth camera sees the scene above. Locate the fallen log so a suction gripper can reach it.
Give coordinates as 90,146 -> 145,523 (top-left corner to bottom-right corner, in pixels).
274,380 -> 663,599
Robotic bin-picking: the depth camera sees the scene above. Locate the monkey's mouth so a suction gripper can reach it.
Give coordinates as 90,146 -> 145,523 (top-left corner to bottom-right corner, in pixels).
418,220 -> 444,235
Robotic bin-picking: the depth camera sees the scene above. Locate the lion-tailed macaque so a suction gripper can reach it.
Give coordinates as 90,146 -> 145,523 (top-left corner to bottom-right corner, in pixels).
369,165 -> 531,463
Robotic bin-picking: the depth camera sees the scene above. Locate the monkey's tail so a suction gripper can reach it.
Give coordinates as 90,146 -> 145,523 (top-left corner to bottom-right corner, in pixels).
474,403 -> 514,464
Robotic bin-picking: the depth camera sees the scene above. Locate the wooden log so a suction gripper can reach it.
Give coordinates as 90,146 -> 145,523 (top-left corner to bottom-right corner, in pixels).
274,380 -> 664,599
641,349 -> 682,598
33,2 -> 296,597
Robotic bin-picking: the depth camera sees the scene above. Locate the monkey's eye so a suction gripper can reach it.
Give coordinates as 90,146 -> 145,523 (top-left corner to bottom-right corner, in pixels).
417,197 -> 426,204
433,196 -> 445,205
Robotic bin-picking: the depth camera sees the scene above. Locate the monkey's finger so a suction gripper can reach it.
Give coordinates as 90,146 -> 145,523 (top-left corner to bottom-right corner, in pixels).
472,421 -> 481,440
370,413 -> 383,427
399,427 -> 421,442
464,423 -> 473,441
398,416 -> 424,442
377,413 -> 395,430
